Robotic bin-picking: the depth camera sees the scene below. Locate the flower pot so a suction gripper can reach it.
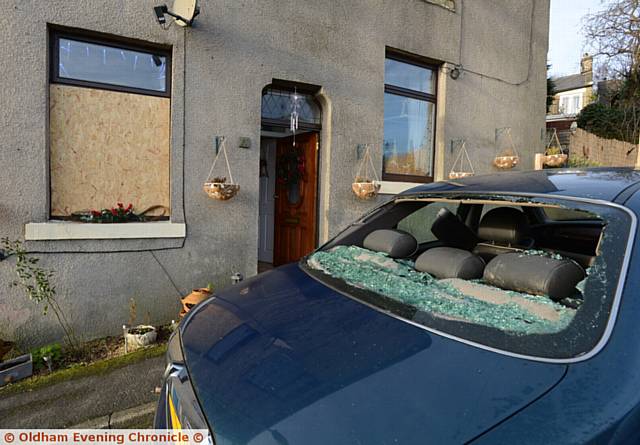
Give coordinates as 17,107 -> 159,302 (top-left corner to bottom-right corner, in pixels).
543,153 -> 567,168
125,325 -> 157,351
448,171 -> 474,180
493,155 -> 519,169
203,182 -> 240,201
180,288 -> 212,318
0,354 -> 33,387
352,182 -> 381,200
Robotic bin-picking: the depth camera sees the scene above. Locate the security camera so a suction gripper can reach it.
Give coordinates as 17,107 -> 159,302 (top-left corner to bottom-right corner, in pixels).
154,1 -> 199,28
154,5 -> 168,25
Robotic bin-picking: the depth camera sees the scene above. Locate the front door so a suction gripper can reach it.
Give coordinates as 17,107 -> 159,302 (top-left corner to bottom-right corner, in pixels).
273,132 -> 319,266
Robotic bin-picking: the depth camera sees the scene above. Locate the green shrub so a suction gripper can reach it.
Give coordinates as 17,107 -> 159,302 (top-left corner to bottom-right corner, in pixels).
567,156 -> 602,168
31,343 -> 63,371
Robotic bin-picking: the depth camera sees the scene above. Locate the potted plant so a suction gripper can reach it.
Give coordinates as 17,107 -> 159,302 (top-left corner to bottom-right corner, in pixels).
543,146 -> 568,168
203,176 -> 240,201
351,145 -> 381,200
203,137 -> 240,201
123,299 -> 156,352
351,177 -> 381,200
180,284 -> 213,318
493,128 -> 520,170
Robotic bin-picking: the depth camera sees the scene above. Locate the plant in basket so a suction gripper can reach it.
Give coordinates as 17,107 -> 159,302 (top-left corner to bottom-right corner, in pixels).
203,137 -> 240,201
542,129 -> 567,168
352,145 -> 381,200
493,128 -> 520,169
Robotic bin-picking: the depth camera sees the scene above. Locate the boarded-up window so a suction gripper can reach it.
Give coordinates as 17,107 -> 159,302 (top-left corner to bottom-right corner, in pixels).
49,29 -> 171,218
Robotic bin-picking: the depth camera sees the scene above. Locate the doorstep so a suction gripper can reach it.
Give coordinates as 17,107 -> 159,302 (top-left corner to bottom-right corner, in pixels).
0,354 -> 165,428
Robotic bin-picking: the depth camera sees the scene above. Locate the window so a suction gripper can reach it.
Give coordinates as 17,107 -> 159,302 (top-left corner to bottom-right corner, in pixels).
397,202 -> 458,243
51,30 -> 171,97
383,52 -> 438,182
48,28 -> 171,219
306,195 -> 633,360
559,94 -> 582,116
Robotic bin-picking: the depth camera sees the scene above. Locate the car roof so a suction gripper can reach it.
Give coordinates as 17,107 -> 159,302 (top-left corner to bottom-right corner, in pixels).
402,168 -> 640,203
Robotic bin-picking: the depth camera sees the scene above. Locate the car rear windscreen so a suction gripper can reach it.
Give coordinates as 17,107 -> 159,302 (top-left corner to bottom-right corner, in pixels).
303,194 -> 634,361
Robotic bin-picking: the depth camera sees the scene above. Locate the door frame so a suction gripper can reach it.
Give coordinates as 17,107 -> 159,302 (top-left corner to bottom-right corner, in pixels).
259,82 -> 324,265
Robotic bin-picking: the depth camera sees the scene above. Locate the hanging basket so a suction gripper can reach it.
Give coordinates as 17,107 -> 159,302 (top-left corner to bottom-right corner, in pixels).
493,128 -> 520,170
542,153 -> 567,167
542,129 -> 567,167
352,145 -> 380,200
203,181 -> 240,200
203,137 -> 239,201
449,139 -> 475,179
493,155 -> 520,169
352,181 -> 381,200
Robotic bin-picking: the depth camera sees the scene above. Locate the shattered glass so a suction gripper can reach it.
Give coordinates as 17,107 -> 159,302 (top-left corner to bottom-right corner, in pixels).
308,246 -> 577,335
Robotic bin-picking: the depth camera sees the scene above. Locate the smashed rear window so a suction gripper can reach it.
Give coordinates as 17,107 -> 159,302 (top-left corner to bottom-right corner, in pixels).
303,195 -> 633,360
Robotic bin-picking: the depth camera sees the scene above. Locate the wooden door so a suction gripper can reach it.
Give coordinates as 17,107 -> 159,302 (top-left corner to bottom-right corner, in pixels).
273,132 -> 319,266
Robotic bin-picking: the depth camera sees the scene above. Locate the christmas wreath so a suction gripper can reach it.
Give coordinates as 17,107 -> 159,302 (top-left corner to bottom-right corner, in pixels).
276,150 -> 306,186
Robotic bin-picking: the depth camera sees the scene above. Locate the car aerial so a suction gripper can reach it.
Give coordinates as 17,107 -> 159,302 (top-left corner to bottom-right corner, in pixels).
155,168 -> 640,445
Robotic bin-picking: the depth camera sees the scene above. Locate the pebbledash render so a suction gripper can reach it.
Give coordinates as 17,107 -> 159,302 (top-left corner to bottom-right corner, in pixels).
0,0 -> 550,346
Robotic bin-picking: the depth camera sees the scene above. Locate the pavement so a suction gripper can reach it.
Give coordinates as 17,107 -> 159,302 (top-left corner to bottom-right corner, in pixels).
0,355 -> 164,428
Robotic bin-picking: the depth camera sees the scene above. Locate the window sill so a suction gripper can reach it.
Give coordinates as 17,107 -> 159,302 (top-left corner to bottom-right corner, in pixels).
378,181 -> 426,195
24,221 -> 186,241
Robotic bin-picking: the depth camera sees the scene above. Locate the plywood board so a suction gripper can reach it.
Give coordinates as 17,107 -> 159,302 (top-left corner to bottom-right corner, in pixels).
50,84 -> 170,216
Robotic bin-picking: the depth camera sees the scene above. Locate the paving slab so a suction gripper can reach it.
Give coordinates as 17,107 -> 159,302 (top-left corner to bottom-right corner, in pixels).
0,356 -> 164,428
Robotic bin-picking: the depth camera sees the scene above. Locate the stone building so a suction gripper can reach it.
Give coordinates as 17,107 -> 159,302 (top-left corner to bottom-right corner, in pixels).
0,0 -> 550,345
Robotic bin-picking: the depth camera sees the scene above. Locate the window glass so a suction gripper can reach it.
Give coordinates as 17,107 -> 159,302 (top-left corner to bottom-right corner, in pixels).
573,95 -> 580,113
261,88 -> 321,125
384,58 -> 434,94
383,93 -> 435,177
57,37 -> 168,92
398,202 -> 459,243
306,196 -> 631,360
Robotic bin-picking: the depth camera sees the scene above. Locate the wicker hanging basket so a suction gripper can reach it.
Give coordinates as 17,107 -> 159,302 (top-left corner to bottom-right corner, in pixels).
203,137 -> 240,201
543,153 -> 568,167
449,139 -> 475,180
352,145 -> 381,200
493,128 -> 520,170
542,129 -> 567,167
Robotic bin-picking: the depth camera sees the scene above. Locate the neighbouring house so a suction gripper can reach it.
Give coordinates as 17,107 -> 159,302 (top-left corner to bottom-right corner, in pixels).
0,0 -> 550,345
546,54 -> 594,148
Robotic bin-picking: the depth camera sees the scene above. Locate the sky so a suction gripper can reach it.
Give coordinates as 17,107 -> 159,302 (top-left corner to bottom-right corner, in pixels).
548,0 -> 608,77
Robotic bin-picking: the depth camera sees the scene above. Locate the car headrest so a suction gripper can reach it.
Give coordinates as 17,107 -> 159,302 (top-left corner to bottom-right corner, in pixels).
415,247 -> 485,280
483,252 -> 586,301
430,207 -> 479,251
362,229 -> 418,258
478,207 -> 530,246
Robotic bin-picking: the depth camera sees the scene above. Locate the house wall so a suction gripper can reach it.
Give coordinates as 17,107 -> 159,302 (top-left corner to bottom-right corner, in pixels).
0,0 -> 550,346
549,86 -> 593,116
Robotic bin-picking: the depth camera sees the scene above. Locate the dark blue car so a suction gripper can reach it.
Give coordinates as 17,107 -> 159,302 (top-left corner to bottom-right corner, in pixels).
155,168 -> 640,444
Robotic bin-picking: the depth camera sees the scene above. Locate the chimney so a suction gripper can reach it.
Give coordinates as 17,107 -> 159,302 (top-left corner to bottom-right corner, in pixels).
580,53 -> 593,82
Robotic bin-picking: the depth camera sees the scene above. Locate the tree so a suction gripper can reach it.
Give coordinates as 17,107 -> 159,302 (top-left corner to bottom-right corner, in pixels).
583,0 -> 640,80
579,1 -> 640,143
547,65 -> 556,113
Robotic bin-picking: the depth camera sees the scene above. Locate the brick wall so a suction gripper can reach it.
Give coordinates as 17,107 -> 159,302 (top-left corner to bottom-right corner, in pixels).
569,128 -> 639,167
